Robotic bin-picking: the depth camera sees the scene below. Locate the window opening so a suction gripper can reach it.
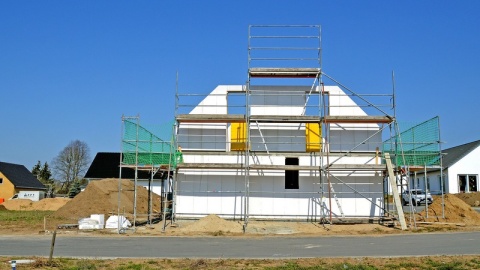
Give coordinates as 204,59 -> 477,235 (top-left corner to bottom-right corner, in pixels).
285,157 -> 299,189
469,175 -> 478,192
458,175 -> 467,192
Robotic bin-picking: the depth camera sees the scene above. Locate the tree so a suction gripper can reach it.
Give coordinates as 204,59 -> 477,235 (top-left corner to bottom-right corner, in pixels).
52,140 -> 91,192
40,162 -> 53,185
32,161 -> 55,197
32,161 -> 53,185
32,161 -> 41,179
68,181 -> 81,198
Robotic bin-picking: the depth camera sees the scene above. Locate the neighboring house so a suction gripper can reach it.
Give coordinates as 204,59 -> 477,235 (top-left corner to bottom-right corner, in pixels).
416,140 -> 480,194
85,152 -> 167,195
0,161 -> 46,201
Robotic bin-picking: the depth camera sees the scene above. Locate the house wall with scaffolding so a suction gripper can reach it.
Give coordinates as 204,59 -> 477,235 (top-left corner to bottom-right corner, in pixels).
173,25 -> 399,223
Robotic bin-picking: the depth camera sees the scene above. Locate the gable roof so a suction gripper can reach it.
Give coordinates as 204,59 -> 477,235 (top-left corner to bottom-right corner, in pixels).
0,162 -> 46,190
442,140 -> 480,168
84,152 -> 164,180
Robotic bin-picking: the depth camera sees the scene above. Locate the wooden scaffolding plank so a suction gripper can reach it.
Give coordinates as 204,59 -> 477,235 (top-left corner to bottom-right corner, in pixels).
176,114 -> 393,124
249,67 -> 321,78
250,115 -> 320,123
176,114 -> 245,123
324,115 -> 394,124
384,153 -> 407,230
177,163 -> 386,171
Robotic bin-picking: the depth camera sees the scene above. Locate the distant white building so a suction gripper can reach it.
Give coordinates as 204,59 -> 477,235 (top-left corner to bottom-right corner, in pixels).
413,140 -> 480,194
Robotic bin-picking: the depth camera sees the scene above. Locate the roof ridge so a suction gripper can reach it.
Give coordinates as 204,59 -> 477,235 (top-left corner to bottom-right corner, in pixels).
442,140 -> 480,168
443,139 -> 480,152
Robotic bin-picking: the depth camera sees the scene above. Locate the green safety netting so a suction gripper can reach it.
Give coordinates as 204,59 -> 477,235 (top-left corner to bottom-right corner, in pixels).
383,116 -> 441,166
121,119 -> 183,168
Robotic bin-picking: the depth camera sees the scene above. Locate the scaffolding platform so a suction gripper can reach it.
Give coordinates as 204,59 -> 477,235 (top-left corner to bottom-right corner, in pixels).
249,67 -> 321,78
176,162 -> 386,171
176,114 -> 245,123
176,114 -> 393,124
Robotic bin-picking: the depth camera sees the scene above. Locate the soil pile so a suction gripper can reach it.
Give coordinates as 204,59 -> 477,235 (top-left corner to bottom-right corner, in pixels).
0,204 -> 6,211
417,194 -> 480,225
180,215 -> 243,234
2,199 -> 34,210
32,198 -> 71,211
1,198 -> 70,211
454,192 -> 480,207
52,178 -> 162,222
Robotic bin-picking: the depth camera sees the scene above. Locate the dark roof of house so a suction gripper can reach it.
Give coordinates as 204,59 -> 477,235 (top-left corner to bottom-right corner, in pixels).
84,152 -> 164,180
0,162 -> 46,190
442,140 -> 480,168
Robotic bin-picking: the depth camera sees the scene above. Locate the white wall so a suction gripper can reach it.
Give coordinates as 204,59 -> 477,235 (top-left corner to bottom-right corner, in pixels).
175,172 -> 383,219
326,86 -> 381,152
182,153 -> 380,171
137,180 -> 164,196
179,85 -> 238,151
176,153 -> 384,219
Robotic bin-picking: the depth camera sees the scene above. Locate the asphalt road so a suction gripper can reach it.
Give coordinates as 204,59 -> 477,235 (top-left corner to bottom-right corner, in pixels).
0,232 -> 479,258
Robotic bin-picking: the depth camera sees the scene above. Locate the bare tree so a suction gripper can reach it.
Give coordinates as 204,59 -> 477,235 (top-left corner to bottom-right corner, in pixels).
52,140 -> 91,192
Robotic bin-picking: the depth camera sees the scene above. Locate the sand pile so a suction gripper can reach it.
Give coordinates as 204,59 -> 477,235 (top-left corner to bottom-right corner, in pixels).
417,194 -> 480,225
2,199 -> 35,210
180,215 -> 243,234
32,198 -> 71,211
1,198 -> 70,211
454,192 -> 480,207
52,178 -> 162,221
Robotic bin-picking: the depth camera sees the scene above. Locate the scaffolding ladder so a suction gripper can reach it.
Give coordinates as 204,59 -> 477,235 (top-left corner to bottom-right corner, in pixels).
329,182 -> 345,218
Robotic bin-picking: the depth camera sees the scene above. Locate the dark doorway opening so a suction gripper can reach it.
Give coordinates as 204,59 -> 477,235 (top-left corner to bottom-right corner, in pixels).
285,157 -> 299,189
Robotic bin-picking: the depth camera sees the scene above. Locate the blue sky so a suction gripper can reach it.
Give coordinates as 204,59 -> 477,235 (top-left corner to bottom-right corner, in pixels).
1,1 -> 479,171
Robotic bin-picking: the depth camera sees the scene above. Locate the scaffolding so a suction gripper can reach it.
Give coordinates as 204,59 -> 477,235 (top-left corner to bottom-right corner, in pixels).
118,115 -> 181,232
172,25 -> 442,231
383,116 -> 444,225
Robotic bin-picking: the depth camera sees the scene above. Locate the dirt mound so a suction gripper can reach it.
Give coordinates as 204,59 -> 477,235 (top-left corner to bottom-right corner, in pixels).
0,204 -> 6,211
52,179 -> 161,222
417,194 -> 480,225
454,192 -> 480,207
32,198 -> 71,211
180,215 -> 243,234
1,198 -> 70,211
1,199 -> 34,210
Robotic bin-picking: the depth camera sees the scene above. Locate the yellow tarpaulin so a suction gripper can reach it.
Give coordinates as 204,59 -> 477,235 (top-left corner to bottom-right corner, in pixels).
306,123 -> 321,152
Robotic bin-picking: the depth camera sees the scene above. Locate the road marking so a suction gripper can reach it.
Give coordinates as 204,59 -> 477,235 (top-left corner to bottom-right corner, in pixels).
304,244 -> 321,249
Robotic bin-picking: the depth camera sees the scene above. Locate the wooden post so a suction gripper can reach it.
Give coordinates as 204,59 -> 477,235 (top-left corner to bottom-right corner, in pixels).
48,230 -> 57,265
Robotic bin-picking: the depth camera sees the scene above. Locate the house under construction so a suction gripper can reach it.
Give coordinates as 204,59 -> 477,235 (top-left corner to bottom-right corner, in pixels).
119,25 -> 443,230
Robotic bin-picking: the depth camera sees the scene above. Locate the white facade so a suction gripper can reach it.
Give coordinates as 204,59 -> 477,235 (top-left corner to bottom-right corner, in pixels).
175,85 -> 386,219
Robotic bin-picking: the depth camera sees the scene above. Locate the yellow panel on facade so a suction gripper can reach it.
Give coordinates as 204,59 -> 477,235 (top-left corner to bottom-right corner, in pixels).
230,122 -> 248,151
306,123 -> 322,152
